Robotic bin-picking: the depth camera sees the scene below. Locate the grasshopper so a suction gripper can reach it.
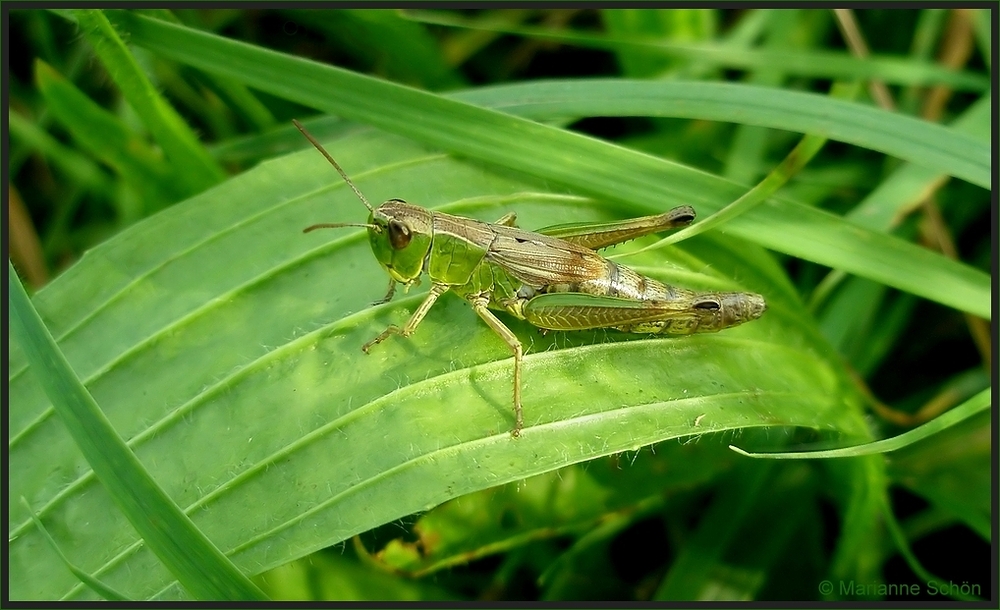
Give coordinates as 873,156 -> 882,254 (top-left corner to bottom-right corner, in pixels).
294,120 -> 766,437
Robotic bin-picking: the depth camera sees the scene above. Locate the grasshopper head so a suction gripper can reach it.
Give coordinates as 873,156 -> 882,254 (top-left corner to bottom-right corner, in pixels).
367,199 -> 433,283
292,120 -> 435,286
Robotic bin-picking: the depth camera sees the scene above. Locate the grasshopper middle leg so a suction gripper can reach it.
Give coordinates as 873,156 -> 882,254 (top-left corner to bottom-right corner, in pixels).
469,294 -> 524,437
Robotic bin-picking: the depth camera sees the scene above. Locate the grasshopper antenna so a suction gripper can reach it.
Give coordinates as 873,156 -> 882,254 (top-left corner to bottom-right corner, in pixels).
303,221 -> 376,233
293,119 -> 373,213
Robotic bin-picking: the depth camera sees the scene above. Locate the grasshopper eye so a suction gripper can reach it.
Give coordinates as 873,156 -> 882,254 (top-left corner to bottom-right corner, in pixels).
388,219 -> 412,249
693,299 -> 720,311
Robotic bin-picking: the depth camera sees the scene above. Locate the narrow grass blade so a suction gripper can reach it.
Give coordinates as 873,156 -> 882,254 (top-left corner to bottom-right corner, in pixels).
646,81 -> 859,248
654,462 -> 774,600
8,109 -> 115,195
405,10 -> 990,92
730,387 -> 990,459
73,9 -> 225,195
631,128 -> 831,253
880,493 -> 982,601
34,60 -> 185,216
20,498 -> 129,601
450,80 -> 990,190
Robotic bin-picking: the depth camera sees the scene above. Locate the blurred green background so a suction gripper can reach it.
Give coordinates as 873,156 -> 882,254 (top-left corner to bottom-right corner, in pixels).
7,8 -> 992,602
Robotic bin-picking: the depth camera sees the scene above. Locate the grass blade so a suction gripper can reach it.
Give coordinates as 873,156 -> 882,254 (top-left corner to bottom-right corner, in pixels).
405,10 -> 990,92
73,9 -> 225,195
20,498 -> 130,601
729,387 -> 990,459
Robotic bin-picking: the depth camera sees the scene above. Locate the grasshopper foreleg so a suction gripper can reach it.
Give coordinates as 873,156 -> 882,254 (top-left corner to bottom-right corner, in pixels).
371,279 -> 397,306
363,283 -> 449,353
469,294 -> 524,438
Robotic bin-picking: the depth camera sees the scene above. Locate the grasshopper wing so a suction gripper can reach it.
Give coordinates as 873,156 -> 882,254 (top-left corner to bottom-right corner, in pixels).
486,225 -> 610,287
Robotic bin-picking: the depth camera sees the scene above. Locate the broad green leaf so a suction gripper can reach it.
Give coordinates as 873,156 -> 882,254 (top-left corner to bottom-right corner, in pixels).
8,129 -> 866,600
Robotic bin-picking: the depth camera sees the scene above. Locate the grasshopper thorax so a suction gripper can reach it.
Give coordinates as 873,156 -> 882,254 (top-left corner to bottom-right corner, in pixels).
368,199 -> 433,283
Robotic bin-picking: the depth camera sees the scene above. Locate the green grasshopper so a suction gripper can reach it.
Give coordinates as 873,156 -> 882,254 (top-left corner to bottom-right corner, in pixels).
294,120 -> 766,437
